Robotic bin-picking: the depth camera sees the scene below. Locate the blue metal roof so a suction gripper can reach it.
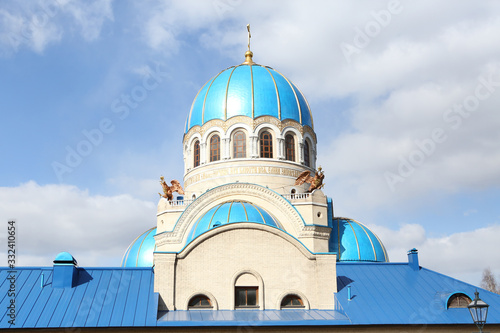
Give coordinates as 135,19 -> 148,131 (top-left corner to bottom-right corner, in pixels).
0,267 -> 156,329
2,262 -> 500,328
157,309 -> 350,326
184,63 -> 314,133
185,200 -> 282,244
330,217 -> 389,262
335,262 -> 500,325
121,227 -> 156,267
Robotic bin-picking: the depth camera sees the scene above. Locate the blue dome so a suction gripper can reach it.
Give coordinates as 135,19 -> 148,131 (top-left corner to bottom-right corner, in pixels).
121,227 -> 156,267
53,251 -> 76,264
184,63 -> 313,133
186,200 -> 282,244
329,218 -> 389,262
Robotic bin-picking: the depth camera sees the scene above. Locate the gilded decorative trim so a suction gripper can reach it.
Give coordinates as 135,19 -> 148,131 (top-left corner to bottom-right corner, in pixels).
263,67 -> 281,120
356,222 -> 377,261
223,115 -> 254,132
186,81 -> 208,133
346,220 -> 361,261
184,116 -> 314,144
224,66 -> 238,120
272,68 -> 302,124
303,125 -> 317,143
253,115 -> 281,129
291,82 -> 315,129
202,70 -> 226,124
281,119 -> 303,134
250,64 -> 255,118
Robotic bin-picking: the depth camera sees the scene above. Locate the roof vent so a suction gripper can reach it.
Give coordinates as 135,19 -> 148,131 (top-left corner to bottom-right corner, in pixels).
407,248 -> 420,271
53,252 -> 78,288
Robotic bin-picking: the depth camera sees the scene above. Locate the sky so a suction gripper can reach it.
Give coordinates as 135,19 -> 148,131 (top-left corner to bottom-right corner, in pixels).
0,0 -> 499,286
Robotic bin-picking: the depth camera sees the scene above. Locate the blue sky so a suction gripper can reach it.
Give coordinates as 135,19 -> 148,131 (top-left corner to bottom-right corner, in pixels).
0,0 -> 499,285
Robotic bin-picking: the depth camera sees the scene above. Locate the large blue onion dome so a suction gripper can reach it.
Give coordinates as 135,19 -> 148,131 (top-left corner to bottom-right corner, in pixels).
184,52 -> 313,134
186,200 -> 282,244
121,227 -> 156,267
329,217 -> 389,262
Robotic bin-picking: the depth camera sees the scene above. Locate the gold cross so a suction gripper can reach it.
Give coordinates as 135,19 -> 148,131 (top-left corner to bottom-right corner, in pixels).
247,24 -> 251,51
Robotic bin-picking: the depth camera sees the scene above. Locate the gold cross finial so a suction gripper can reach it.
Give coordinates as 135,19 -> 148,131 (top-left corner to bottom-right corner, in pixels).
246,24 -> 251,51
243,24 -> 254,64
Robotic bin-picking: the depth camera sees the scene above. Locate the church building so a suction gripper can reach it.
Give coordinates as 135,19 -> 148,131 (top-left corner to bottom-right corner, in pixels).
2,33 -> 500,332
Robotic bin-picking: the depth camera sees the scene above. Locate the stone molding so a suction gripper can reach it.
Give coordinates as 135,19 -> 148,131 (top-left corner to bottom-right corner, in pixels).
183,116 -> 317,144
176,222 -> 314,260
183,290 -> 219,310
184,162 -> 307,188
298,225 -> 332,240
275,290 -> 311,310
155,184 -> 307,247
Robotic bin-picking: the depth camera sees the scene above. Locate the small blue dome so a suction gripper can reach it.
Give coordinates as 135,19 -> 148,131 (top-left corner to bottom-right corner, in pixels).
184,63 -> 313,133
329,217 -> 389,262
186,200 -> 282,244
54,251 -> 76,264
121,227 -> 156,267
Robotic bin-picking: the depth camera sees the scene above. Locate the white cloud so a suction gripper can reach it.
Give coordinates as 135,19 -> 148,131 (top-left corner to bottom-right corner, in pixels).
370,223 -> 500,285
0,0 -> 114,55
129,1 -> 500,238
0,181 -> 155,267
63,0 -> 114,42
2,180 -> 497,287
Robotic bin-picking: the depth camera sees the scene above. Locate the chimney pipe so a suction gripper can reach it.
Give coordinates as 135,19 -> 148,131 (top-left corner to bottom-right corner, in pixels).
407,248 -> 419,271
53,252 -> 78,288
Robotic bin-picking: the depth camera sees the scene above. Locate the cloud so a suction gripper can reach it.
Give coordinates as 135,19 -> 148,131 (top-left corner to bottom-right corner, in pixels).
2,180 -> 497,287
127,1 -> 500,237
0,181 -> 155,266
62,0 -> 114,42
463,209 -> 477,216
0,0 -> 114,56
370,223 -> 500,285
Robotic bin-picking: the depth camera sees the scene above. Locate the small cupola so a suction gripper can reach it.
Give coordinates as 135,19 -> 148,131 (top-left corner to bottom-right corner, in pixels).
52,252 -> 78,288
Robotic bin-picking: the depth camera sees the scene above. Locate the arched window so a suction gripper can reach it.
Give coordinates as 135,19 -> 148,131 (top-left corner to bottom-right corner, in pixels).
304,140 -> 310,167
210,135 -> 220,162
193,140 -> 200,167
188,295 -> 212,309
233,130 -> 246,158
447,293 -> 472,309
285,134 -> 295,161
281,295 -> 304,308
260,131 -> 273,158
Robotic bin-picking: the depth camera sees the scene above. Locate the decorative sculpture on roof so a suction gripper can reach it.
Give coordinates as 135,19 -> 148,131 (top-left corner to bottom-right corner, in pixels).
158,176 -> 185,201
295,167 -> 325,192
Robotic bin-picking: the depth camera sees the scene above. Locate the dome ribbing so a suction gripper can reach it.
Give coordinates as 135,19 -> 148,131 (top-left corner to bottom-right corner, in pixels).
330,217 -> 389,262
184,63 -> 313,133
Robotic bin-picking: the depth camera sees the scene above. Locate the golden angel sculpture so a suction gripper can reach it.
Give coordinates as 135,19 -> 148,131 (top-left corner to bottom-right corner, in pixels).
295,167 -> 325,192
158,176 -> 185,201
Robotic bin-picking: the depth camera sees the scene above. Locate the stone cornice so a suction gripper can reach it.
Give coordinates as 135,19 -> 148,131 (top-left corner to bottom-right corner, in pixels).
298,225 -> 332,240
